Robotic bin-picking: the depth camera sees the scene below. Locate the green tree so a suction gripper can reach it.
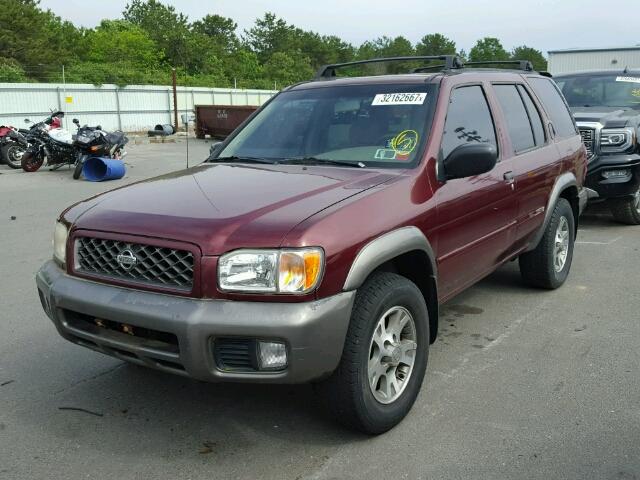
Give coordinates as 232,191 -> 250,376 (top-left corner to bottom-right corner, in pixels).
84,20 -> 158,67
244,13 -> 296,63
263,51 -> 313,88
0,0 -> 81,81
0,57 -> 27,82
191,14 -> 239,53
511,45 -> 547,71
123,0 -> 189,66
415,33 -> 456,56
469,37 -> 509,63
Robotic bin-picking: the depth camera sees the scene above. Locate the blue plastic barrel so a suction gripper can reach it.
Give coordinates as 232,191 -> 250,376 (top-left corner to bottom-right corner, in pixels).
83,157 -> 126,182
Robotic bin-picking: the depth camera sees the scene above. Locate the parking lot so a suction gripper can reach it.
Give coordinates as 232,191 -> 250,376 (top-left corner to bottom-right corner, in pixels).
1,140 -> 638,479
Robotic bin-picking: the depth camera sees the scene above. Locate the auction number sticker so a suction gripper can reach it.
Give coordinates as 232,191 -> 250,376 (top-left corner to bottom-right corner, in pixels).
372,92 -> 427,105
616,76 -> 640,84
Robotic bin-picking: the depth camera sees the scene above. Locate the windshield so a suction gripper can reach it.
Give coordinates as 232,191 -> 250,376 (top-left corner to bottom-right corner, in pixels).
556,74 -> 640,108
217,83 -> 437,168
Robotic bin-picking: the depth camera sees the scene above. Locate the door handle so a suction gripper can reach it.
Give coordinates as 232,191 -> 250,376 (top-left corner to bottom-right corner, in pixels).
503,171 -> 515,184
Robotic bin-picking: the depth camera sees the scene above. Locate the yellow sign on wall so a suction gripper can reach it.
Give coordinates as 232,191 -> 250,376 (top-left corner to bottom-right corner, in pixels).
65,96 -> 73,104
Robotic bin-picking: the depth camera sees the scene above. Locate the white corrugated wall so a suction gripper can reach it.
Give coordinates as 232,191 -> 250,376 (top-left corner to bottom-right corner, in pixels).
0,83 -> 276,132
549,49 -> 640,75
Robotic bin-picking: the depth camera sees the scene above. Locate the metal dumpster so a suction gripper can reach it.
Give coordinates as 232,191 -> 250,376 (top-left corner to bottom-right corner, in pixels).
195,105 -> 258,139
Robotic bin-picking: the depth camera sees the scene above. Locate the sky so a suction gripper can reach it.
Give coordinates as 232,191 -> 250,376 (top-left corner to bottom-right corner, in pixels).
40,0 -> 639,55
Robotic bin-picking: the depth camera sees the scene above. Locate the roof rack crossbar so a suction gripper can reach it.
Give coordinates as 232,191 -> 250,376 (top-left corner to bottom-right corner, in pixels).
315,55 -> 463,79
462,60 -> 534,71
411,64 -> 447,73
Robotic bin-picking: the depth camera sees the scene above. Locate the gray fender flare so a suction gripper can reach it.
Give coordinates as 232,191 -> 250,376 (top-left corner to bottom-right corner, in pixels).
343,226 -> 437,291
526,171 -> 578,251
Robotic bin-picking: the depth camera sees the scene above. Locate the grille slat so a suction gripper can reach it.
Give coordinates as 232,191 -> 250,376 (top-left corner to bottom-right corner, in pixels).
75,237 -> 194,291
578,127 -> 595,158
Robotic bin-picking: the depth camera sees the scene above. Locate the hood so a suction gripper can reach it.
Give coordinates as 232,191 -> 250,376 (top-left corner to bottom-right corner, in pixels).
571,106 -> 640,129
65,163 -> 397,255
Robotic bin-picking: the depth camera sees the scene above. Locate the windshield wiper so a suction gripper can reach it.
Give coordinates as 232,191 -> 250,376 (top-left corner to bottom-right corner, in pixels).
210,155 -> 278,165
281,157 -> 366,168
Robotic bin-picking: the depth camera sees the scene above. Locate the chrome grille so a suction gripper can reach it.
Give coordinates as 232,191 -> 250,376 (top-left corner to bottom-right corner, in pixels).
75,237 -> 194,290
578,127 -> 595,158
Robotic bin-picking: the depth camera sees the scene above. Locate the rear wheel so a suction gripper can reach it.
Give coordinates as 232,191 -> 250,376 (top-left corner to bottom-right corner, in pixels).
609,188 -> 640,225
1,143 -> 25,169
519,198 -> 575,289
21,150 -> 44,172
318,272 -> 429,434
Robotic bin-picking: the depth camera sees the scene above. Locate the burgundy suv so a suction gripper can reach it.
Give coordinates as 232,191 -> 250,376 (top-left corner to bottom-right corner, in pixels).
36,56 -> 587,434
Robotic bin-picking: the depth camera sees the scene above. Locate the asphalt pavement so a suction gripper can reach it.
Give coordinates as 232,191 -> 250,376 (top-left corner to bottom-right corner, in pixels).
1,141 -> 638,480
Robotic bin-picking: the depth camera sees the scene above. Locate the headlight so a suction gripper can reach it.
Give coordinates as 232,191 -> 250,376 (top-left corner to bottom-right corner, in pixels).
601,127 -> 635,153
218,248 -> 324,293
53,221 -> 69,265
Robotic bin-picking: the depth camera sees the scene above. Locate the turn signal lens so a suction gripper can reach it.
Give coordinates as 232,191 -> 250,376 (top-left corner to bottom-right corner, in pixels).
278,248 -> 323,293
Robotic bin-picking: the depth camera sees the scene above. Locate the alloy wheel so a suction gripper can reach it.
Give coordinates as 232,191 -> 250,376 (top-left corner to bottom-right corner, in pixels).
554,216 -> 570,272
367,306 -> 417,404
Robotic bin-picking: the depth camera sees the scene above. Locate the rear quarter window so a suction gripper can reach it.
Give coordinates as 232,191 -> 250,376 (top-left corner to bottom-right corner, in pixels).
527,77 -> 577,139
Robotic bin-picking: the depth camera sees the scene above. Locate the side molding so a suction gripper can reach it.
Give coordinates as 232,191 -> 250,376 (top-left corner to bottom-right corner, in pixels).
526,171 -> 577,251
343,226 -> 437,291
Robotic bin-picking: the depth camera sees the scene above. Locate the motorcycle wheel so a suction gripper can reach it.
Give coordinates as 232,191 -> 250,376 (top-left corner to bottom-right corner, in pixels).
73,159 -> 84,179
1,143 -> 26,169
21,150 -> 44,172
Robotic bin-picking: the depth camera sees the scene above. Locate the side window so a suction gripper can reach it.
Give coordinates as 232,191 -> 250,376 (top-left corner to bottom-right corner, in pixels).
528,77 -> 577,138
441,85 -> 497,159
517,85 -> 545,146
494,84 -> 535,153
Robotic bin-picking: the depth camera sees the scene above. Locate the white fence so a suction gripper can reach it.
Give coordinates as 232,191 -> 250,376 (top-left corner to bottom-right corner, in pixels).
0,83 -> 277,132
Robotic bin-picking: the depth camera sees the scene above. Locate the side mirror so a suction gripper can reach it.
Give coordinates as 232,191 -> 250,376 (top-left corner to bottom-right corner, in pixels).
209,141 -> 223,158
73,118 -> 80,125
442,143 -> 498,180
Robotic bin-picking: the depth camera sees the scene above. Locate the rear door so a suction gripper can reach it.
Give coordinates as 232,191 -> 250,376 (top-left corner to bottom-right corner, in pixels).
434,83 -> 517,299
491,82 -> 559,250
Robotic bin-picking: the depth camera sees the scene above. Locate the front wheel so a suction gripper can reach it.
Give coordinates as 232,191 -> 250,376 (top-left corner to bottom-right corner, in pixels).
318,272 -> 429,434
519,198 -> 575,289
609,188 -> 640,225
1,143 -> 25,169
72,156 -> 85,179
21,149 -> 44,172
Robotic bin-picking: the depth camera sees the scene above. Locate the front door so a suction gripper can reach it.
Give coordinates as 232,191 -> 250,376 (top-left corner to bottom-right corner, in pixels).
434,84 -> 517,299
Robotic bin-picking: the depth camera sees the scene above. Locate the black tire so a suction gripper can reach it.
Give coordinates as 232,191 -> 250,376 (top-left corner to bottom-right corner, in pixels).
318,272 -> 429,435
21,149 -> 44,172
608,190 -> 640,225
1,143 -> 25,169
519,198 -> 575,289
73,158 -> 84,179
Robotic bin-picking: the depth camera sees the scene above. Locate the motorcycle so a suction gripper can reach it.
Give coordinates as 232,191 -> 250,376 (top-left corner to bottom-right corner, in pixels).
20,111 -> 76,172
71,118 -> 128,179
20,113 -> 128,179
0,125 -> 29,169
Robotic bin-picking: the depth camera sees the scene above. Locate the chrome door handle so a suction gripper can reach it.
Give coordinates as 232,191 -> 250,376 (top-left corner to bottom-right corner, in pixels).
503,171 -> 515,184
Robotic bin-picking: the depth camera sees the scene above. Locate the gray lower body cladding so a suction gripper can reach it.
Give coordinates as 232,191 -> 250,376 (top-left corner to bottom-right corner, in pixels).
36,260 -> 355,383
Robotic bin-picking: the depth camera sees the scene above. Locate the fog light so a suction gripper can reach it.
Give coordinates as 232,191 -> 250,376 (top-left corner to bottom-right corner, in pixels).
258,341 -> 287,370
602,169 -> 630,179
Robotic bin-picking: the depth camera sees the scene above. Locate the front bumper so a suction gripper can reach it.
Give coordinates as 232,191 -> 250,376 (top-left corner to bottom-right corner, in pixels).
36,260 -> 355,384
586,153 -> 640,199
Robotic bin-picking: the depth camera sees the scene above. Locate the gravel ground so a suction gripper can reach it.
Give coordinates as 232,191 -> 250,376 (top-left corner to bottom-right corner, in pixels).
1,140 -> 638,480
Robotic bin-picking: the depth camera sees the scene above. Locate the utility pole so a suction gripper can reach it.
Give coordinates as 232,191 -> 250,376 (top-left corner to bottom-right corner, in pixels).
172,68 -> 178,130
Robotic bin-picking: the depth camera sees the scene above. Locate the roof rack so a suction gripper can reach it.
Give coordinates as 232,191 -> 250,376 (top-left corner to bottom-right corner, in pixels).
461,60 -> 534,71
314,55 -> 463,79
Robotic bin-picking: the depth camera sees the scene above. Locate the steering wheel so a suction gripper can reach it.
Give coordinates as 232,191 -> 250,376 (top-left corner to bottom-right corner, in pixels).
375,133 -> 397,147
